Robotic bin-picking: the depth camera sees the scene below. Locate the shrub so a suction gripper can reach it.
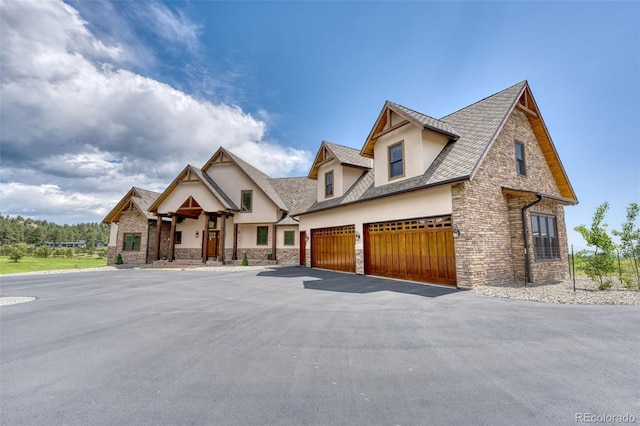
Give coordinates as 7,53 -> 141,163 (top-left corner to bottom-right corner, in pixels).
621,276 -> 638,291
8,246 -> 25,263
65,248 -> 74,259
115,253 -> 123,265
598,280 -> 613,291
241,253 -> 249,266
36,245 -> 53,258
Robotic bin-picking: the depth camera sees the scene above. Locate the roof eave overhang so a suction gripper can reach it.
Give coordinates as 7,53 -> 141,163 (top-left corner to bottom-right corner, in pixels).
295,176 -> 469,217
102,187 -> 138,223
502,187 -> 578,206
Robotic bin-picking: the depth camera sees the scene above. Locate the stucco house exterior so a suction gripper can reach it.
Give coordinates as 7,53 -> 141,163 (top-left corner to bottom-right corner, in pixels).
103,80 -> 576,288
295,80 -> 577,288
103,148 -> 316,266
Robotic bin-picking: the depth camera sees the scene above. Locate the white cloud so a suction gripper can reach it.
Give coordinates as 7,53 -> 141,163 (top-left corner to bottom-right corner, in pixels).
0,183 -> 115,223
0,0 -> 312,224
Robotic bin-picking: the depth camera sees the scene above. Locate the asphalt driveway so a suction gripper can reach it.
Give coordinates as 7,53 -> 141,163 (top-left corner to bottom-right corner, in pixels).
1,266 -> 638,425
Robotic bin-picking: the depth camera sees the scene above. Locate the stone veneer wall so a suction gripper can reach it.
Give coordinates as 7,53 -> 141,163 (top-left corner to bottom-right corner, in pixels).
148,221 -> 172,261
355,249 -> 364,274
107,246 -> 117,266
174,247 -> 202,260
453,109 -> 570,288
276,248 -> 298,265
115,211 -> 150,265
237,248 -> 274,261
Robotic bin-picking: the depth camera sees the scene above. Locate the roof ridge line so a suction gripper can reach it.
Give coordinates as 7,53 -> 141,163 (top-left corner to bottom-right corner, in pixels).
440,80 -> 527,120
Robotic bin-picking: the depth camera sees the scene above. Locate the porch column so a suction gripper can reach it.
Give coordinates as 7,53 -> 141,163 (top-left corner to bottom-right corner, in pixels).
201,213 -> 207,263
232,223 -> 238,260
271,223 -> 277,261
220,211 -> 226,263
155,215 -> 162,261
169,214 -> 177,261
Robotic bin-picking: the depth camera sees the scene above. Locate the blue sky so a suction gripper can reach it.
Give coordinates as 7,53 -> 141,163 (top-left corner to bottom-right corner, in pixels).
1,0 -> 638,248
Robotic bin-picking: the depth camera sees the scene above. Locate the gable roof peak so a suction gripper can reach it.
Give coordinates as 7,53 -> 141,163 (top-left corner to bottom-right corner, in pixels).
441,80 -> 527,120
361,99 -> 461,158
202,146 -> 289,211
308,140 -> 372,179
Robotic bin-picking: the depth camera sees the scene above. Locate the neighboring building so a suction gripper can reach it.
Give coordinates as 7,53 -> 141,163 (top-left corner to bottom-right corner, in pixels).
103,80 -> 577,288
42,240 -> 87,249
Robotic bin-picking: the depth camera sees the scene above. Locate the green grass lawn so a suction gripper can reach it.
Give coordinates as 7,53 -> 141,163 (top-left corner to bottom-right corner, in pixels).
0,255 -> 107,274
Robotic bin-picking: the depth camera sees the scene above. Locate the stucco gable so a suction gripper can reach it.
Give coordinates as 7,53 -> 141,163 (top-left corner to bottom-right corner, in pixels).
308,141 -> 372,180
202,147 -> 289,211
361,101 -> 460,158
148,165 -> 239,214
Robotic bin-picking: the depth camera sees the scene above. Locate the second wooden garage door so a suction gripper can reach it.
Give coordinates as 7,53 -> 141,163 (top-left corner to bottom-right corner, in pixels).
311,225 -> 355,273
364,216 -> 456,286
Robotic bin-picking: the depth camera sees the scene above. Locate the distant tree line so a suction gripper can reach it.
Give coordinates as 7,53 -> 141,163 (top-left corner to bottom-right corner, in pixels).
0,214 -> 110,248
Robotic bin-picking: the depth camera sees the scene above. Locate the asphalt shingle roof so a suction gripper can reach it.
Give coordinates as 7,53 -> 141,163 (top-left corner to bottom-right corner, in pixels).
269,177 -> 318,224
388,102 -> 460,138
299,81 -> 528,215
323,141 -> 372,169
131,187 -> 161,220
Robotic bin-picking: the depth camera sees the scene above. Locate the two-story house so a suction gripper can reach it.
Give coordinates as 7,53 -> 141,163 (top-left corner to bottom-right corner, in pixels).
295,81 -> 577,288
104,80 -> 576,289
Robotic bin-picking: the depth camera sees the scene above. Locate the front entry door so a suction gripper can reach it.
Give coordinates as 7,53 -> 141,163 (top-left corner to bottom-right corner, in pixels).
207,230 -> 220,258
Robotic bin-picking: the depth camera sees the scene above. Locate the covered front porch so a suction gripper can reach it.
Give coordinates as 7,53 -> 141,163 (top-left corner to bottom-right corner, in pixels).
153,196 -> 235,264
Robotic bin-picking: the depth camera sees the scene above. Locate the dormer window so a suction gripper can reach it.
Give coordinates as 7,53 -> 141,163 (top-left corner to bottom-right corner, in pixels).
388,141 -> 404,179
325,171 -> 334,198
515,141 -> 526,175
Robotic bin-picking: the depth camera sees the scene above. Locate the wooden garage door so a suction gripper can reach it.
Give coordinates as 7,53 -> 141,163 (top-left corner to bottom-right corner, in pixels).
311,225 -> 355,273
364,216 -> 456,286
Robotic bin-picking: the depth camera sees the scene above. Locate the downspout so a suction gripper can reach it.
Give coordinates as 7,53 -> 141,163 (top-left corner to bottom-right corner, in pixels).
522,194 -> 544,284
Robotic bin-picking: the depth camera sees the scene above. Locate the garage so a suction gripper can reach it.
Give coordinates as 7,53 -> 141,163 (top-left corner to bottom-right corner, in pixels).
364,216 -> 456,286
311,225 -> 356,273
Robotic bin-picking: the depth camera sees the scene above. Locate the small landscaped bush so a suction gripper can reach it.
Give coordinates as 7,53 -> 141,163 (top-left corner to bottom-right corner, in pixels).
241,253 -> 248,266
9,246 -> 25,263
115,253 -> 123,265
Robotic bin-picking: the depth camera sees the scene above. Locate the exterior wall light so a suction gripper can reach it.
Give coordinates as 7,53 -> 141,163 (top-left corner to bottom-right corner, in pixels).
453,224 -> 460,239
195,231 -> 199,238
355,231 -> 361,241
305,234 -> 310,242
